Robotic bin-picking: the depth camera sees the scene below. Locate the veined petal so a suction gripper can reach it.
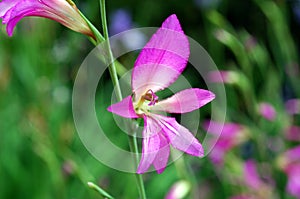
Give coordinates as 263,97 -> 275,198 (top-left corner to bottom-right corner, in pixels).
152,133 -> 170,174
107,95 -> 138,118
0,0 -> 18,17
137,116 -> 161,174
151,88 -> 215,113
153,114 -> 204,157
0,0 -> 94,37
132,14 -> 189,100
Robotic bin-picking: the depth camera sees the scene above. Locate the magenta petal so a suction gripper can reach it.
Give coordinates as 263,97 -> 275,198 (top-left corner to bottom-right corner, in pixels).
154,114 -> 204,157
258,102 -> 276,121
244,160 -> 262,190
0,0 -> 18,17
131,14 -> 190,100
0,0 -> 93,37
137,116 -> 161,174
151,88 -> 215,113
107,95 -> 138,118
152,133 -> 170,174
286,164 -> 300,198
285,146 -> 300,163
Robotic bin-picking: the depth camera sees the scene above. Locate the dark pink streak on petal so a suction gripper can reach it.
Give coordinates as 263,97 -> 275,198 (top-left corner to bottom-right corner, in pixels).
131,14 -> 189,100
151,88 -> 215,114
107,95 -> 138,118
153,114 -> 204,157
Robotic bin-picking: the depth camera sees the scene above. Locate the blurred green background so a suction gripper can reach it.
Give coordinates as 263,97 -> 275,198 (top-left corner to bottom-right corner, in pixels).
0,0 -> 300,198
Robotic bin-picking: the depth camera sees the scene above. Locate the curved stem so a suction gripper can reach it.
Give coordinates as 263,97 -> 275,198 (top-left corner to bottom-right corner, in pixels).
98,0 -> 147,198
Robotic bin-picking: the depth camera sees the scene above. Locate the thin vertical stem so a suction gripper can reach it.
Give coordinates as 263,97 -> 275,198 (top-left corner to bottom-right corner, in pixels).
99,0 -> 147,198
99,0 -> 122,101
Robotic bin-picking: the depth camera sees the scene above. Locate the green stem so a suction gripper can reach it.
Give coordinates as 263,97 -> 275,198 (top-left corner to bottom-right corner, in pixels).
128,131 -> 147,199
98,0 -> 147,198
99,0 -> 122,101
88,182 -> 114,199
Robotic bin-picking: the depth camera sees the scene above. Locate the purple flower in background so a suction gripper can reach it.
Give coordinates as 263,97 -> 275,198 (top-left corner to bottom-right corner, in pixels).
285,99 -> 300,115
0,0 -> 94,37
231,160 -> 274,199
244,160 -> 264,190
207,70 -> 239,84
204,121 -> 247,165
109,9 -> 132,35
258,102 -> 276,121
108,14 -> 215,174
285,125 -> 300,142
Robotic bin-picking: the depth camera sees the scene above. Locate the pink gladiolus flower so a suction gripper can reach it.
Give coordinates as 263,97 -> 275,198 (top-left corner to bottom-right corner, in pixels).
107,14 -> 215,174
258,102 -> 276,121
0,0 -> 94,38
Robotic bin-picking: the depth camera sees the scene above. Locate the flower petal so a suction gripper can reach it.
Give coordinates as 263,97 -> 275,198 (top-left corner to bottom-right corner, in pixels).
1,0 -> 93,37
286,164 -> 300,198
153,114 -> 204,157
107,95 -> 138,118
244,160 -> 262,190
151,88 -> 215,113
137,116 -> 161,174
0,0 -> 18,17
131,14 -> 189,100
152,133 -> 170,174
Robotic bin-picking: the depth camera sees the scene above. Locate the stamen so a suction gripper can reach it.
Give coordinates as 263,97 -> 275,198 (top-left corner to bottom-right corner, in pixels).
143,89 -> 158,106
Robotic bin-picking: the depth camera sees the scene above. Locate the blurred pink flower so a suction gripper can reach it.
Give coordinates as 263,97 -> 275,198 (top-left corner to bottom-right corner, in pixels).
0,0 -> 94,37
285,99 -> 300,115
278,146 -> 300,198
244,160 -> 263,190
258,102 -> 276,121
231,160 -> 274,199
165,180 -> 190,199
207,70 -> 238,84
285,125 -> 300,141
204,121 -> 247,165
230,196 -> 252,199
107,14 -> 215,174
285,164 -> 300,198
